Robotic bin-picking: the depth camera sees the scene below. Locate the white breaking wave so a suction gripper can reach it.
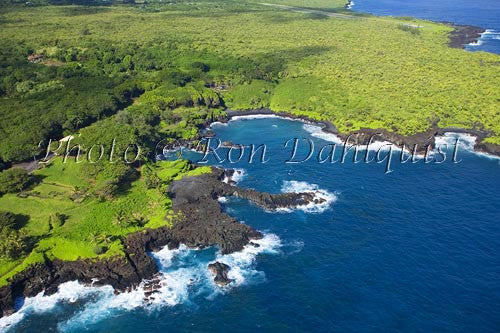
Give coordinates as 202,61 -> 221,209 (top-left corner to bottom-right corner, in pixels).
214,233 -> 282,288
434,132 -> 476,150
303,123 -> 343,144
230,114 -> 288,121
303,123 -> 400,152
434,132 -> 499,161
229,114 -> 316,126
482,29 -> 500,39
222,168 -> 246,184
0,281 -> 112,332
279,180 -> 337,213
1,235 -> 281,332
468,29 -> 500,46
468,39 -> 484,46
210,121 -> 228,127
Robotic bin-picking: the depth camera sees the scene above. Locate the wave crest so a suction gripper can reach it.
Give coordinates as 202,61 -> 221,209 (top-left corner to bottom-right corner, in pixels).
280,180 -> 338,213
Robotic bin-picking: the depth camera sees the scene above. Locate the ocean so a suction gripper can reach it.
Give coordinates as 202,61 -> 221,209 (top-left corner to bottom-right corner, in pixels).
351,0 -> 500,54
2,116 -> 499,332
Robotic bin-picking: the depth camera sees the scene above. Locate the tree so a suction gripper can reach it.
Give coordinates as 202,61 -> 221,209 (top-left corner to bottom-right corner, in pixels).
113,209 -> 128,230
191,61 -> 210,73
0,168 -> 32,194
49,213 -> 67,229
0,211 -> 17,232
142,164 -> 161,189
0,229 -> 30,260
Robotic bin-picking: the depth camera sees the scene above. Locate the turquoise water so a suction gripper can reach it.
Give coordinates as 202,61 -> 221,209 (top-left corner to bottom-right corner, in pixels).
351,0 -> 500,54
2,116 -> 499,332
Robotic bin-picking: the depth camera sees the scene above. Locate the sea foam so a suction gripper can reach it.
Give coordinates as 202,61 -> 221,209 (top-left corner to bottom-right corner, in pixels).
467,29 -> 500,47
1,234 -> 281,332
279,180 -> 338,213
303,123 -> 398,152
222,168 -> 246,184
434,132 -> 499,161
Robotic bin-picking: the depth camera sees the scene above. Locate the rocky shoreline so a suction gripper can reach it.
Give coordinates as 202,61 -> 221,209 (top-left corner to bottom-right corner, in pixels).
0,167 -> 324,318
446,23 -> 485,49
223,108 -> 500,157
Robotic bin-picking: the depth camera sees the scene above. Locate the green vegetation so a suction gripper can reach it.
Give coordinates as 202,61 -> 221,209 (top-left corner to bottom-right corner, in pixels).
0,0 -> 499,285
0,0 -> 498,162
0,168 -> 33,194
251,0 -> 348,11
0,158 -> 210,286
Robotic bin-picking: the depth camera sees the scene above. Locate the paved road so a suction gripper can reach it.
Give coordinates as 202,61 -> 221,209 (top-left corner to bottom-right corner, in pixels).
259,2 -> 357,19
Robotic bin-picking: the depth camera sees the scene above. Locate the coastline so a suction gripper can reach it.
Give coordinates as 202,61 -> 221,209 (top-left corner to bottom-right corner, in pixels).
445,23 -> 485,49
0,167 -> 327,319
222,108 -> 500,158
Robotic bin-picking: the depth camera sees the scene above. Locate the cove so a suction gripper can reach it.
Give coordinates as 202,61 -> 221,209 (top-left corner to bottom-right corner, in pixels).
1,117 -> 499,333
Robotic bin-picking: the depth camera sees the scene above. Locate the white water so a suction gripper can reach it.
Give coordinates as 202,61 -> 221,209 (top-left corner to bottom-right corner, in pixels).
278,180 -> 338,214
434,132 -> 499,161
303,123 -> 399,152
215,233 -> 282,287
303,123 -> 344,145
468,29 -> 500,47
222,168 -> 246,184
230,114 -> 290,122
1,234 -> 282,332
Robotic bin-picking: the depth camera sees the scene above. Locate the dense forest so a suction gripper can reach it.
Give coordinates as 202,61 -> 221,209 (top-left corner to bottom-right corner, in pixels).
0,0 -> 499,286
0,0 -> 499,165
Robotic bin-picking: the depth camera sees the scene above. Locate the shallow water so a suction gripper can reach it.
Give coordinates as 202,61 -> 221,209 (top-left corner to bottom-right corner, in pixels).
351,0 -> 500,54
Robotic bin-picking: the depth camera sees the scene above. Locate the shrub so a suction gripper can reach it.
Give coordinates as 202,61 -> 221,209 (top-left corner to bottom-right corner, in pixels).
0,229 -> 31,260
0,211 -> 17,232
93,245 -> 106,255
49,213 -> 67,229
143,164 -> 162,189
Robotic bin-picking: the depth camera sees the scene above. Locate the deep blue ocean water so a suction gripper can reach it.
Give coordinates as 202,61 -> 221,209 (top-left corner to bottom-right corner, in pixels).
351,0 -> 500,54
2,117 -> 499,332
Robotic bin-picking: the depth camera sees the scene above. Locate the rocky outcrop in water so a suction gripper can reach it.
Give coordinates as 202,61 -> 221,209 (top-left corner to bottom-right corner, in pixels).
208,262 -> 232,287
